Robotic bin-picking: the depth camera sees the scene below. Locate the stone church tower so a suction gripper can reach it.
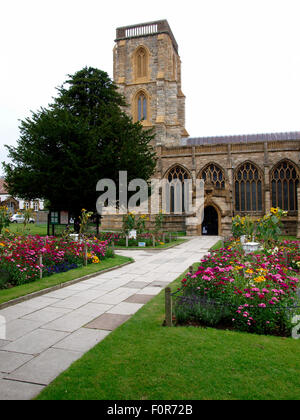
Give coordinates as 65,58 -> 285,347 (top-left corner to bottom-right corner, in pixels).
114,20 -> 189,146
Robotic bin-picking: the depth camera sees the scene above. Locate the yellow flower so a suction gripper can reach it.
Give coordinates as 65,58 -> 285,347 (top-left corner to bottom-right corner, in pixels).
0,243 -> 5,247
254,276 -> 266,283
245,269 -> 254,274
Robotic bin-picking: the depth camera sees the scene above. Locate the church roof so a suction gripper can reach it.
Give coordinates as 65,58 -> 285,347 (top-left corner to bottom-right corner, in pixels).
186,131 -> 300,146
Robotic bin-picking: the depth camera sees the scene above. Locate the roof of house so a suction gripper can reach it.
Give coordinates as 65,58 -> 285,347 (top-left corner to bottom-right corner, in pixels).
0,178 -> 8,195
186,131 -> 300,146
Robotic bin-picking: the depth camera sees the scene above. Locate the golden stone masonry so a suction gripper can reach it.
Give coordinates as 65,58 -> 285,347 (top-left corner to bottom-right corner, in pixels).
102,20 -> 300,238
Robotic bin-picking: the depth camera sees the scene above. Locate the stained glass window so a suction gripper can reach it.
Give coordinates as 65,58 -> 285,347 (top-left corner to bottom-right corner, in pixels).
271,161 -> 299,212
234,162 -> 263,212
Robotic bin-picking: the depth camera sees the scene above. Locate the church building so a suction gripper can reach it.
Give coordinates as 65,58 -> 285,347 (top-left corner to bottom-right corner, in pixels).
102,19 -> 300,238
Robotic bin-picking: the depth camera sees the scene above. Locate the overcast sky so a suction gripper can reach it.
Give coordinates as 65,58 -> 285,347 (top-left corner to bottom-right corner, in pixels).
1,0 -> 300,175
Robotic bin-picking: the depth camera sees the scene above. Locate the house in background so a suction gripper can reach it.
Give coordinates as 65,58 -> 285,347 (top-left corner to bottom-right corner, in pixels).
0,177 -> 45,220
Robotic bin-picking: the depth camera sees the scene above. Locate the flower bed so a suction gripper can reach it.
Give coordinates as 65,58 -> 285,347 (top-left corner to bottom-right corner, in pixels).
0,235 -> 110,288
174,240 -> 300,336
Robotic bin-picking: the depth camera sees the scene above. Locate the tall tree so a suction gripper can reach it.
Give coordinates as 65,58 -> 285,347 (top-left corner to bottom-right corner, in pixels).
3,67 -> 156,219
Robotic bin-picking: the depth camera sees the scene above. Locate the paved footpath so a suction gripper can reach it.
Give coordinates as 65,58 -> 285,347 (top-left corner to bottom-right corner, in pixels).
0,236 -> 219,400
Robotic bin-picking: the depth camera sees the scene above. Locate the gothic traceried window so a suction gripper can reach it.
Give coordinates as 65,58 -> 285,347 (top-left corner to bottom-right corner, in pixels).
137,92 -> 147,121
166,166 -> 190,214
271,160 -> 299,212
135,46 -> 148,79
234,162 -> 263,213
199,163 -> 225,189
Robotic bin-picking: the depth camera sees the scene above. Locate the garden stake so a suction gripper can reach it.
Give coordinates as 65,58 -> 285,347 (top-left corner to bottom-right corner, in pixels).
126,235 -> 128,248
165,287 -> 172,327
189,266 -> 194,275
39,254 -> 43,279
152,235 -> 155,247
84,242 -> 88,266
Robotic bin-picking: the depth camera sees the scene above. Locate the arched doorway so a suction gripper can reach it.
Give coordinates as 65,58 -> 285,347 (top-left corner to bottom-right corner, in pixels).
202,206 -> 219,236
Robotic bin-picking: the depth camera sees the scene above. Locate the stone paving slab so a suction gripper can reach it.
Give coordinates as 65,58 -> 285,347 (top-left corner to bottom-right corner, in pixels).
53,328 -> 110,353
5,319 -> 45,341
107,302 -> 144,315
2,329 -> 69,355
125,281 -> 151,289
0,303 -> 39,323
124,294 -> 154,304
50,295 -> 92,310
64,283 -> 96,292
0,340 -> 10,348
41,311 -> 104,333
21,307 -> 72,324
21,296 -> 60,310
0,379 -> 44,400
75,303 -> 113,317
85,314 -> 131,331
5,348 -> 83,386
0,351 -> 34,373
136,287 -> 163,296
92,288 -> 139,305
148,281 -> 171,287
45,288 -> 80,300
71,289 -> 108,300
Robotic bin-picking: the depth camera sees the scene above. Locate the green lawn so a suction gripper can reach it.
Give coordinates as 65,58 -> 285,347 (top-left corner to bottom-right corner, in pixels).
8,223 -> 48,236
36,262 -> 300,401
209,239 -> 223,251
280,236 -> 298,241
0,255 -> 132,306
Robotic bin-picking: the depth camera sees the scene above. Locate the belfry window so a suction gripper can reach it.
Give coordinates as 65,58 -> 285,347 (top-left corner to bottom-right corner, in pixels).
234,162 -> 263,212
271,160 -> 299,212
136,47 -> 148,79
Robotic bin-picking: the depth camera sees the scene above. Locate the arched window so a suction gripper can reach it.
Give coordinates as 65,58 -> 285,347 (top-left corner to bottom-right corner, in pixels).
137,92 -> 147,121
166,166 -> 190,214
199,163 -> 225,189
234,162 -> 263,212
271,160 -> 299,212
135,46 -> 148,79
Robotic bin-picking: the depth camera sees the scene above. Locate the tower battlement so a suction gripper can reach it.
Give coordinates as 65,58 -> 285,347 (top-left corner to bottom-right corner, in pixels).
116,20 -> 179,53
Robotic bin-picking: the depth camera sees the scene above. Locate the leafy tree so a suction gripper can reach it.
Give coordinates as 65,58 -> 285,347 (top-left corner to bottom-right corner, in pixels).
3,67 -> 156,225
